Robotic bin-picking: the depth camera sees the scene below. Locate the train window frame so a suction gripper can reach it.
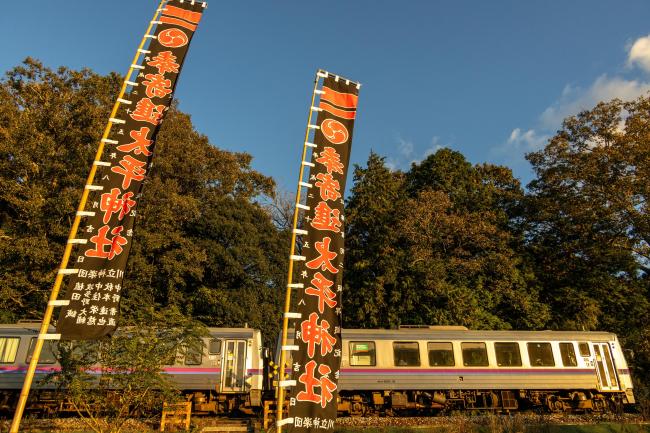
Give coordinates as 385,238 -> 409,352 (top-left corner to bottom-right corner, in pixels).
461,342 -> 489,367
0,337 -> 20,364
163,348 -> 177,366
26,338 -> 57,364
578,342 -> 591,357
209,339 -> 222,355
393,342 -> 420,367
183,345 -> 203,366
427,342 -> 455,367
559,342 -> 578,367
494,342 -> 522,367
527,342 -> 555,367
349,341 -> 376,366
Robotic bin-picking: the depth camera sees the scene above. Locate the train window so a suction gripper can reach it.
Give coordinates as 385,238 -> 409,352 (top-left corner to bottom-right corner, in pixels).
527,343 -> 555,367
163,349 -> 177,366
462,342 -> 489,366
349,341 -> 376,366
209,339 -> 222,355
427,342 -> 454,366
184,345 -> 203,366
578,342 -> 591,357
495,342 -> 522,367
393,342 -> 420,366
560,343 -> 578,367
26,338 -> 57,364
0,337 -> 20,363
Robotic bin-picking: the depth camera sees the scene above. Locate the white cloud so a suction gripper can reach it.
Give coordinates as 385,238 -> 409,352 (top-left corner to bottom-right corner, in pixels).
422,136 -> 444,159
491,128 -> 549,166
507,128 -> 549,151
388,135 -> 451,170
628,34 -> 650,72
540,75 -> 650,127
397,137 -> 414,158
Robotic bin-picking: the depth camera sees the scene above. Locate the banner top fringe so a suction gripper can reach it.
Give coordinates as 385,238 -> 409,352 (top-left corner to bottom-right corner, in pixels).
317,69 -> 361,88
172,0 -> 208,9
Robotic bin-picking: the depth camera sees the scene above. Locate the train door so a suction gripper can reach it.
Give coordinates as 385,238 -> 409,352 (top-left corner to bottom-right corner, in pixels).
591,342 -> 620,391
221,339 -> 247,392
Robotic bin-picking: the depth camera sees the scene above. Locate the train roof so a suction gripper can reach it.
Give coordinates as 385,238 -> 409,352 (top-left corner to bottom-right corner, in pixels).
0,323 -> 54,335
0,324 -> 259,339
341,328 -> 618,341
207,328 -> 258,338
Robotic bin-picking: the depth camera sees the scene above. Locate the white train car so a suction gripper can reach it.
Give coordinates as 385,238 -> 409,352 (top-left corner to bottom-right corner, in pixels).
0,323 -> 265,414
280,326 -> 634,414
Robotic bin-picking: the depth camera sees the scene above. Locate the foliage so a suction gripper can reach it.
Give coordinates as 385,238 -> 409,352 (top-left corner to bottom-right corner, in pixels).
0,59 -> 288,344
344,152 -> 405,327
48,307 -> 206,433
344,150 -> 548,330
525,97 -> 650,382
1,58 -> 650,397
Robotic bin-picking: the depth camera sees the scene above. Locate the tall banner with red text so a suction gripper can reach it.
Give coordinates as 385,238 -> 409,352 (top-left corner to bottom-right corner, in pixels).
288,75 -> 359,432
57,0 -> 205,340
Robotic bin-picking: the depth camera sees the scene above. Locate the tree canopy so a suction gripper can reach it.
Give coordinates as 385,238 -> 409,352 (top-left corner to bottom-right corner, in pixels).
343,149 -> 548,330
1,59 -> 649,388
0,59 -> 288,342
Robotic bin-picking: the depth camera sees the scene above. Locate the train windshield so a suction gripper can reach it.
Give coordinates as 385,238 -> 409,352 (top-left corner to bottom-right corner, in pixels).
26,338 -> 58,364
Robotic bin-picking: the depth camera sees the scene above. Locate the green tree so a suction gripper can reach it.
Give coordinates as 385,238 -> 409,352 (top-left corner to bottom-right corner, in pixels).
50,307 -> 206,433
525,97 -> 650,381
343,152 -> 405,327
0,59 -> 287,343
344,149 -> 548,330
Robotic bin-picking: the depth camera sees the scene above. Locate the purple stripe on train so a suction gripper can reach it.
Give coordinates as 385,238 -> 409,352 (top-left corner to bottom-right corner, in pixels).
0,366 -> 264,375
340,368 -> 596,375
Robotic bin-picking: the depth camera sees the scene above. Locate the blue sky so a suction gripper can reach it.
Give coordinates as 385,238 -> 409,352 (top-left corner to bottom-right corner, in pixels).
3,1 -> 650,192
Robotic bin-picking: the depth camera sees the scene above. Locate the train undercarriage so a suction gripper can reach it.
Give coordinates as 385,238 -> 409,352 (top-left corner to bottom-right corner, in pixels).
337,389 -> 628,416
0,389 -> 263,417
0,388 -> 631,419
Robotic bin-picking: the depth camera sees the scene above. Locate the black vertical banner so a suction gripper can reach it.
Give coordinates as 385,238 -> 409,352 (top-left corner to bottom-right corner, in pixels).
57,0 -> 205,340
288,74 -> 359,432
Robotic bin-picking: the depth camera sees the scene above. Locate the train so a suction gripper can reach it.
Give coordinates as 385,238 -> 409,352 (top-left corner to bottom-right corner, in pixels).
0,323 -> 266,415
312,326 -> 635,415
0,323 -> 636,417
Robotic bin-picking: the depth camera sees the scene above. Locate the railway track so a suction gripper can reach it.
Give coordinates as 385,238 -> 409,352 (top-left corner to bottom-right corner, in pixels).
335,412 -> 646,428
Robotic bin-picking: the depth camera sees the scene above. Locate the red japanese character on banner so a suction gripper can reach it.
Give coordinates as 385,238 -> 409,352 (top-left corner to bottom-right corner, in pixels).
301,312 -> 336,358
116,127 -> 153,156
147,51 -> 180,74
111,155 -> 146,189
297,360 -> 337,408
305,272 -> 337,313
315,146 -> 344,175
310,201 -> 341,233
142,73 -> 172,99
314,172 -> 341,202
86,225 -> 128,260
130,98 -> 165,125
100,188 -> 136,224
306,237 -> 338,274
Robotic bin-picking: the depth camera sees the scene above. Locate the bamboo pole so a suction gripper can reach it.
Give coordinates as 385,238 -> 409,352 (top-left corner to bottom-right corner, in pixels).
9,2 -> 167,431
276,70 -> 323,432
